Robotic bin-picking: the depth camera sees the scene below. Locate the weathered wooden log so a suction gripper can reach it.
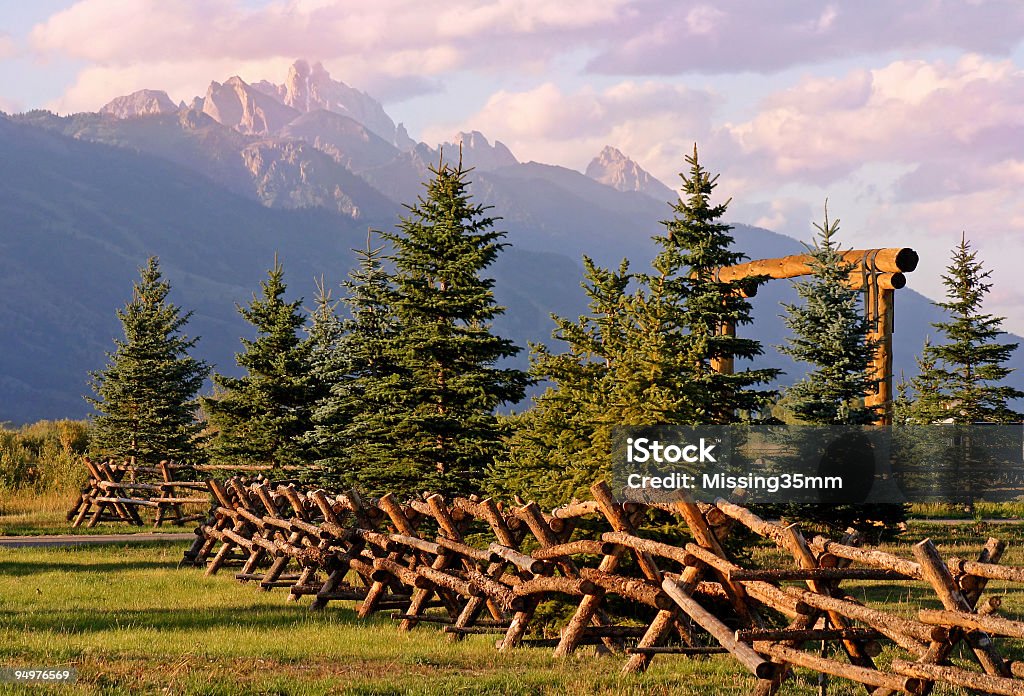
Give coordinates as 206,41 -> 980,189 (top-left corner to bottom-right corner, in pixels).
727,567 -> 904,582
912,538 -> 1008,676
531,540 -> 618,560
550,500 -> 601,519
288,518 -> 326,539
758,644 -> 918,693
580,568 -> 674,611
947,557 -> 1024,584
443,625 -> 508,635
95,496 -> 159,507
391,533 -> 444,557
489,543 -> 548,575
512,576 -> 599,597
418,566 -> 485,598
684,543 -> 810,617
980,597 -> 1004,616
809,535 -> 922,579
891,659 -> 1024,696
460,569 -> 524,611
371,558 -> 431,590
783,586 -> 939,650
713,498 -> 786,544
354,529 -> 401,553
736,628 -> 882,643
435,537 -> 497,564
715,248 -> 918,283
662,577 -> 775,680
626,646 -> 728,655
601,531 -> 689,566
918,608 -> 1024,639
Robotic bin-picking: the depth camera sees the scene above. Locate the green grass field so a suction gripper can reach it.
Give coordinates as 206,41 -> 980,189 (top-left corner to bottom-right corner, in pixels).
6,534 -> 1024,695
0,542 -> 796,695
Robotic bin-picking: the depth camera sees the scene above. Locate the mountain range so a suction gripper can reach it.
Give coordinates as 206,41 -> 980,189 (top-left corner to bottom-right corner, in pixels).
1,59 -> 1019,423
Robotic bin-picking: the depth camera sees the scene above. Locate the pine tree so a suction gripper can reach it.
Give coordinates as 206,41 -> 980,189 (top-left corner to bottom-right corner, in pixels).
202,258 -> 317,472
907,234 -> 1023,424
492,258 -> 633,505
777,208 -> 905,535
87,256 -> 209,463
295,277 -> 344,484
665,145 -> 779,421
779,206 -> 877,425
379,160 -> 529,497
492,146 -> 778,506
305,240 -> 408,492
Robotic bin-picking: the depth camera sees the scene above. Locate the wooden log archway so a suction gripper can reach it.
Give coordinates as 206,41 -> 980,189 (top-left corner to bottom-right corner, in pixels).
714,248 -> 919,425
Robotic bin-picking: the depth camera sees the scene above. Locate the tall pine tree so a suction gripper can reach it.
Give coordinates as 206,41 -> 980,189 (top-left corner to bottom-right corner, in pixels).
779,206 -> 877,425
665,144 -> 778,421
380,159 -> 529,497
305,239 -> 408,492
295,277 -> 344,484
906,234 -> 1023,424
202,258 -> 317,472
493,146 -> 778,506
776,208 -> 906,535
87,257 -> 209,463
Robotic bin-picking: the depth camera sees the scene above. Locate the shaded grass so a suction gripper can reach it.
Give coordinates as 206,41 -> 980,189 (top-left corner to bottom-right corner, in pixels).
0,543 -> 801,695
6,532 -> 1024,693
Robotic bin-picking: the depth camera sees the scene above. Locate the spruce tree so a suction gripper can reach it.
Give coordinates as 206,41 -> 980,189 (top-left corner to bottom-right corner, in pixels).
777,208 -> 905,535
779,207 -> 877,425
493,146 -> 778,506
907,234 -> 1023,424
493,258 -> 633,505
295,277 -> 344,484
380,160 -> 529,497
87,257 -> 209,463
202,258 -> 317,472
305,240 -> 408,492
665,145 -> 779,421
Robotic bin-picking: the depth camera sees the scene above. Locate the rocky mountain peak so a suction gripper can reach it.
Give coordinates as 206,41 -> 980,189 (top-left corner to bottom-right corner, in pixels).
441,131 -> 518,171
585,146 -> 674,201
278,59 -> 404,148
99,89 -> 177,119
201,76 -> 298,136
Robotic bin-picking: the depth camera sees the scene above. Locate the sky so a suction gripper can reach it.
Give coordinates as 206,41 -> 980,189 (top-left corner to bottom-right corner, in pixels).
2,0 -> 1024,334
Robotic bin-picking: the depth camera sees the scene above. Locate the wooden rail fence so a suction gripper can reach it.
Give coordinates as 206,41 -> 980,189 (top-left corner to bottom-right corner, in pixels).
170,477 -> 1024,695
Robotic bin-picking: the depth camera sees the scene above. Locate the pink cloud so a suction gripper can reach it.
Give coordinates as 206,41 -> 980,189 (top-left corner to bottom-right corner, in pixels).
586,1 -> 1024,75
724,55 -> 1024,187
0,34 -> 16,60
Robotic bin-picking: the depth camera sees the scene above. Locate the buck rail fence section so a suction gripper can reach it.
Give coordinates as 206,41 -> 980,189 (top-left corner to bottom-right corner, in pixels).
166,477 -> 1024,695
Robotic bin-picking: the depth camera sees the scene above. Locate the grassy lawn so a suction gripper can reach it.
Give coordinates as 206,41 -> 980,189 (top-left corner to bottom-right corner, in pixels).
6,536 -> 1024,694
0,490 -> 205,536
0,542 -> 813,695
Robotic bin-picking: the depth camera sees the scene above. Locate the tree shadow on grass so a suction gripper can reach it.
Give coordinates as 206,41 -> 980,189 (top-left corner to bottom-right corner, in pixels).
0,602 -> 368,635
0,558 -> 176,576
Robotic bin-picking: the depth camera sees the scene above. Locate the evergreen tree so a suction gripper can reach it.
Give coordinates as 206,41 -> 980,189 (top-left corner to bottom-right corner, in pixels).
493,258 -> 633,504
665,144 -> 779,421
779,206 -> 877,425
305,240 -> 408,492
492,146 -> 778,506
379,160 -> 529,497
906,234 -> 1023,424
295,277 -> 344,484
202,258 -> 317,472
777,208 -> 905,535
87,256 -> 209,463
